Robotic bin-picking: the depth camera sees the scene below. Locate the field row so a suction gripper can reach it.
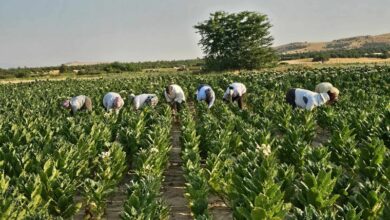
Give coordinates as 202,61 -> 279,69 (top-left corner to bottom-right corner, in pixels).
1,66 -> 389,219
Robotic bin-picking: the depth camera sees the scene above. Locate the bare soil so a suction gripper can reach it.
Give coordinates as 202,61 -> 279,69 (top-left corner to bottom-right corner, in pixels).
162,119 -> 192,220
208,194 -> 233,220
103,174 -> 132,219
312,126 -> 331,147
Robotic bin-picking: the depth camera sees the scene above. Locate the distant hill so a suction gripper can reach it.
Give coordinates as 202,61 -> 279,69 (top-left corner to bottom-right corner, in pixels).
276,33 -> 390,54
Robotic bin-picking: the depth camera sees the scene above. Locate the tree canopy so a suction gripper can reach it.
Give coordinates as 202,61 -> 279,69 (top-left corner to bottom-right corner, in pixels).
194,11 -> 277,71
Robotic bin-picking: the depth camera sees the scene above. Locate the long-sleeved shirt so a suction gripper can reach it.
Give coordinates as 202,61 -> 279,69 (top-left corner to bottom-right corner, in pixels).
70,95 -> 91,113
103,92 -> 124,112
164,84 -> 186,103
294,88 -> 330,110
132,94 -> 158,110
196,85 -> 215,108
223,82 -> 247,100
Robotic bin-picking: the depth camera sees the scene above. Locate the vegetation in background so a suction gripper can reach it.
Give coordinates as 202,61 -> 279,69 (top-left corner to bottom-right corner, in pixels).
312,53 -> 330,63
0,59 -> 204,79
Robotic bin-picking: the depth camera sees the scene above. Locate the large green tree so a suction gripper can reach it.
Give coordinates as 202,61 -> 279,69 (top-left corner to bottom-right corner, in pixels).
194,11 -> 277,71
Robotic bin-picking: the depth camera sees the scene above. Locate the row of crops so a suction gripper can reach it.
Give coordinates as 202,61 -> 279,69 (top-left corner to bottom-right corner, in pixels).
1,65 -> 389,219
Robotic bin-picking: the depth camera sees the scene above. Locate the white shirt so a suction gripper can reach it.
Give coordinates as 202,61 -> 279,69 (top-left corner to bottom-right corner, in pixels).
132,94 -> 158,110
196,85 -> 215,108
223,82 -> 247,100
294,89 -> 330,111
103,92 -> 124,112
164,84 -> 186,103
70,95 -> 87,113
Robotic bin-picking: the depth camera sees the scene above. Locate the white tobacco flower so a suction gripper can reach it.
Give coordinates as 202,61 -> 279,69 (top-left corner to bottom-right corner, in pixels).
256,143 -> 271,157
144,164 -> 152,171
256,143 -> 261,151
262,144 -> 271,157
150,147 -> 159,153
100,151 -> 110,160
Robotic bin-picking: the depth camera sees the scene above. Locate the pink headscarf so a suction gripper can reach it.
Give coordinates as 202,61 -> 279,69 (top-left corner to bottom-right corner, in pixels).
113,97 -> 121,108
62,100 -> 70,108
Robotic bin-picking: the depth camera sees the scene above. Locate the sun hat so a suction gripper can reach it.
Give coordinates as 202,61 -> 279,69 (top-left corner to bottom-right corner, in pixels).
315,82 -> 333,93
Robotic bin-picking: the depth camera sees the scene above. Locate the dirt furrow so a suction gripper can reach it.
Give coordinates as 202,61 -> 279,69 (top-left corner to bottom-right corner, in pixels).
162,118 -> 192,220
208,194 -> 233,220
312,126 -> 331,147
103,174 -> 132,219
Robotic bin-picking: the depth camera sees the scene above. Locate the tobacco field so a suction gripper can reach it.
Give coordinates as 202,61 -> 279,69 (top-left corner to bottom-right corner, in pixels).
0,66 -> 389,219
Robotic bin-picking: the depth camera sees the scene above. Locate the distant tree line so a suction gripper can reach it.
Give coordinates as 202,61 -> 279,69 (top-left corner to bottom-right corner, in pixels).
0,59 -> 204,79
0,66 -> 59,79
280,46 -> 390,61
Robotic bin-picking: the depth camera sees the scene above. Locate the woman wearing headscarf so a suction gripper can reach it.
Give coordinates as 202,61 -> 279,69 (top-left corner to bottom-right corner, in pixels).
103,92 -> 124,114
285,86 -> 339,111
195,84 -> 215,108
164,84 -> 186,111
62,95 -> 92,115
223,82 -> 247,109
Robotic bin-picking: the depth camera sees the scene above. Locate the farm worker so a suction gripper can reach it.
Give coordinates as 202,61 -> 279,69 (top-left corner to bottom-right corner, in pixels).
315,82 -> 337,93
129,93 -> 158,110
164,84 -> 186,111
285,87 -> 339,111
223,82 -> 247,109
103,92 -> 124,114
62,95 -> 92,115
195,84 -> 215,108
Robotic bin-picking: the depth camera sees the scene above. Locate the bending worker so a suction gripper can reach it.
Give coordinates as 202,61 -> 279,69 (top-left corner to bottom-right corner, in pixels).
223,82 -> 247,109
62,95 -> 93,115
164,84 -> 186,112
285,86 -> 339,111
103,92 -> 124,114
195,84 -> 215,108
129,93 -> 158,110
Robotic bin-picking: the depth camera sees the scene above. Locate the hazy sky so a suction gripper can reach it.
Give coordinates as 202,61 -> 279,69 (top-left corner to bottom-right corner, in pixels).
1,0 -> 389,68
